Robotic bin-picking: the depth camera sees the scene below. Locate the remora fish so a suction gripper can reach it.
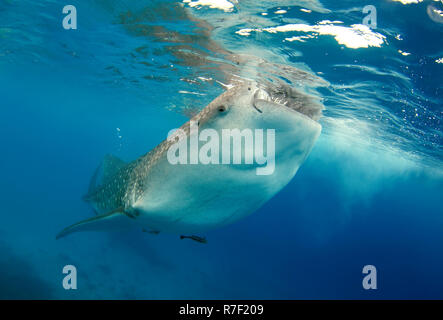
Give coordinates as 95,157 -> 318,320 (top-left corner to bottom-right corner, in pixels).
56,81 -> 322,240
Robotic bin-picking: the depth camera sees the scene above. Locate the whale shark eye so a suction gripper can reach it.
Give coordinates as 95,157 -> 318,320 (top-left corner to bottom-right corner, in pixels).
218,105 -> 226,112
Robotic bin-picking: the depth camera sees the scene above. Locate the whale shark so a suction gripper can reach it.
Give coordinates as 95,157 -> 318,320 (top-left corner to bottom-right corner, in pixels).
56,81 -> 322,240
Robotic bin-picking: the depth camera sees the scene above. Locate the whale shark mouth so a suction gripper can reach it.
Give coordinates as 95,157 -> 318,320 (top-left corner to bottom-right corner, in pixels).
253,84 -> 324,121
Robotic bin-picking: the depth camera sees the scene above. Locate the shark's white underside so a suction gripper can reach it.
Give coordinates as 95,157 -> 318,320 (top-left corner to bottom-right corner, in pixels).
133,101 -> 321,234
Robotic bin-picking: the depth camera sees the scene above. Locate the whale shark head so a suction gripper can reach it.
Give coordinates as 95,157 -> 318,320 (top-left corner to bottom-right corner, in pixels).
191,81 -> 322,171
196,81 -> 322,127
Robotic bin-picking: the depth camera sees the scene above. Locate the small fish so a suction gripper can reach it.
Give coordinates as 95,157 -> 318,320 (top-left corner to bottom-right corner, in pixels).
180,235 -> 207,244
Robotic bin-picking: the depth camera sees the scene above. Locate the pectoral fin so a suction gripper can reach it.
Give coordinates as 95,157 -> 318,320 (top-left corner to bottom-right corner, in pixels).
56,207 -> 134,239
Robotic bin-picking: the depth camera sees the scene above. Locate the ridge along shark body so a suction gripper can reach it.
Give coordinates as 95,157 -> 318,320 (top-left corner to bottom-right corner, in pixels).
56,81 -> 322,240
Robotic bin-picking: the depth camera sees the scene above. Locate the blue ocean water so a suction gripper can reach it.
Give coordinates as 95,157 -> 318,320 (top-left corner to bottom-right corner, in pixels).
0,0 -> 442,299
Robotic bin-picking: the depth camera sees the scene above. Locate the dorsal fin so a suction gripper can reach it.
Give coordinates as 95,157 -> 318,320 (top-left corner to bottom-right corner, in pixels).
102,154 -> 126,181
87,165 -> 102,194
87,154 -> 126,195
